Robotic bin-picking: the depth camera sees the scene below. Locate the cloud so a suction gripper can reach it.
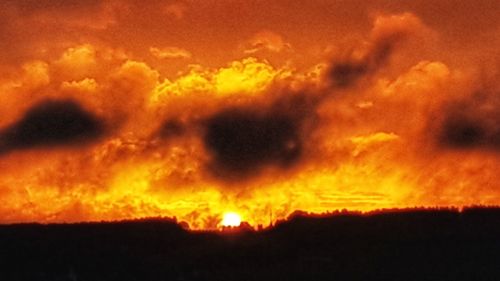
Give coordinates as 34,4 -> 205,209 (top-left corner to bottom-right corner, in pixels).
104,60 -> 160,118
150,47 -> 192,59
139,12 -> 476,186
203,108 -> 302,179
327,13 -> 433,88
61,78 -> 99,94
0,4 -> 498,229
214,58 -> 281,96
0,99 -> 104,153
435,93 -> 500,151
243,30 -> 292,54
350,132 -> 400,157
54,44 -> 98,81
151,57 -> 285,101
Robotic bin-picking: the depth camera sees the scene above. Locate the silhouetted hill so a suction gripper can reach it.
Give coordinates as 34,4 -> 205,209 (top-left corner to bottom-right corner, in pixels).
1,208 -> 500,281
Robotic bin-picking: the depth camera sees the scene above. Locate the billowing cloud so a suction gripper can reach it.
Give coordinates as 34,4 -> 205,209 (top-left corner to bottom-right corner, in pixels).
0,1 -> 498,229
327,13 -> 433,88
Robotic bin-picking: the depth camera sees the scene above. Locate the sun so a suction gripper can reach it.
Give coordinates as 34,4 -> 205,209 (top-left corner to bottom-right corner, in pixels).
221,212 -> 242,227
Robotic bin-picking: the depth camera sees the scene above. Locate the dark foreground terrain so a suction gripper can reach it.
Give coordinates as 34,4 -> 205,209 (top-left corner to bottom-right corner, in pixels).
1,208 -> 500,281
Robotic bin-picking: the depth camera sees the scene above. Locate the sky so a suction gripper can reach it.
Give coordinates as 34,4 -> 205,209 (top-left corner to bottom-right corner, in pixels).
0,0 -> 499,229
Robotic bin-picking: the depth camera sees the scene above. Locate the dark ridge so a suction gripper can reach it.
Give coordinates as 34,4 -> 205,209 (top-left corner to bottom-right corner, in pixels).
1,208 -> 500,281
0,99 -> 104,152
203,108 -> 302,177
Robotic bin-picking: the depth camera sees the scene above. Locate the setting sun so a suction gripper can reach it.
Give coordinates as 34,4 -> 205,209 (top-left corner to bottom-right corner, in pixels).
221,212 -> 242,228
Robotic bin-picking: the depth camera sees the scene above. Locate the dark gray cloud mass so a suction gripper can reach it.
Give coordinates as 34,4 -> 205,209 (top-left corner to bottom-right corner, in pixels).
436,94 -> 500,151
203,107 -> 302,178
440,116 -> 488,148
328,31 -> 399,88
0,99 -> 104,153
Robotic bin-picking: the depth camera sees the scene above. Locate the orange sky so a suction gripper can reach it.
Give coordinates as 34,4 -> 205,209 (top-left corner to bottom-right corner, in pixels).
0,0 -> 498,229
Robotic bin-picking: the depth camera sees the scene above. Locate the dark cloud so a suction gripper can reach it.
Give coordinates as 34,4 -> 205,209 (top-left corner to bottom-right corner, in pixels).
327,13 -> 424,89
436,95 -> 500,151
439,117 -> 487,148
439,115 -> 500,150
0,99 -> 104,153
328,41 -> 395,88
329,62 -> 369,88
203,108 -> 302,178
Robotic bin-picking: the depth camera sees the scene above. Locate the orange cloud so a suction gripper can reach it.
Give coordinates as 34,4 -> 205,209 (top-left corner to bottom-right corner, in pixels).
243,30 -> 292,54
0,2 -> 498,229
150,47 -> 192,59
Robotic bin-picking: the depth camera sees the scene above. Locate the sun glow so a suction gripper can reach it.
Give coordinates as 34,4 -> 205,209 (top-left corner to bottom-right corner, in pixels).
221,212 -> 242,228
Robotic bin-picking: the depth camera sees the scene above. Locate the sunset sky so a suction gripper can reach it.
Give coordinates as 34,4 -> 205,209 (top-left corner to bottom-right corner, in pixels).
0,0 -> 498,229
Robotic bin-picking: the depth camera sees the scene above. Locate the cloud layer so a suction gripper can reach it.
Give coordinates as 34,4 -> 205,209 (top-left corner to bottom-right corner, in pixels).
0,1 -> 499,229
